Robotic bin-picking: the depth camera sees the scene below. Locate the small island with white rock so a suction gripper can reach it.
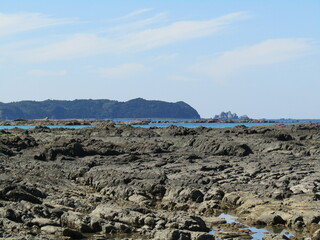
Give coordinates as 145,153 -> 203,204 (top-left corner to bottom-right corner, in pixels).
214,111 -> 249,120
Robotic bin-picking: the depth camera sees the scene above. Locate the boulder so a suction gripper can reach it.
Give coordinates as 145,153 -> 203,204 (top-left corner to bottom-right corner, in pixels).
255,214 -> 286,225
61,211 -> 93,233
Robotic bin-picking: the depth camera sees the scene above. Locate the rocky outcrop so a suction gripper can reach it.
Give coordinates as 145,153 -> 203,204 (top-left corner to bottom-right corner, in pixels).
214,111 -> 249,120
0,122 -> 320,239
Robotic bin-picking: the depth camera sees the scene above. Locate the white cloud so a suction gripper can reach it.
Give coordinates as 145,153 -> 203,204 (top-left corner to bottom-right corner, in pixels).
0,12 -> 75,36
96,63 -> 147,79
190,38 -> 315,81
120,12 -> 249,52
14,12 -> 249,63
109,12 -> 167,33
113,8 -> 153,21
19,34 -> 111,62
28,69 -> 67,77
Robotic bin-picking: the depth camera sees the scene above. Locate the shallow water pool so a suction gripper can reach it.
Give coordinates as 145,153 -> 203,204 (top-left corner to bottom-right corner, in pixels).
210,213 -> 294,239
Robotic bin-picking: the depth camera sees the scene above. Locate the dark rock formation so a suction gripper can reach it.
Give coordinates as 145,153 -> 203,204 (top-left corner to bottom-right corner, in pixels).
0,122 -> 320,239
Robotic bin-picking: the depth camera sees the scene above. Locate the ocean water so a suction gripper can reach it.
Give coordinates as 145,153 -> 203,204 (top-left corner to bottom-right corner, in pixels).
131,119 -> 320,129
133,122 -> 285,128
0,119 -> 320,130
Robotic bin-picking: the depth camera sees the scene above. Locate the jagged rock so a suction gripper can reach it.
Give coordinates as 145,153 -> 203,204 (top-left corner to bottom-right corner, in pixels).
1,121 -> 320,239
214,111 -> 239,120
61,211 -> 93,233
255,214 -> 286,225
262,234 -> 290,240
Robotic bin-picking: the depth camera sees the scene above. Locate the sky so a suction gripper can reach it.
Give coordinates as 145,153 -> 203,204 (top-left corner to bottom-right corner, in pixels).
1,0 -> 319,119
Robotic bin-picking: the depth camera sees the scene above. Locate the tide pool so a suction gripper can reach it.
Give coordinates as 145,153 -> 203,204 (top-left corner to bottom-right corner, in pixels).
210,213 -> 294,239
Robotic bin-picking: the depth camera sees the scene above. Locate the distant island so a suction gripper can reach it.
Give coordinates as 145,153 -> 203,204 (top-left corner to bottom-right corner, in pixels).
0,98 -> 200,120
214,111 -> 249,120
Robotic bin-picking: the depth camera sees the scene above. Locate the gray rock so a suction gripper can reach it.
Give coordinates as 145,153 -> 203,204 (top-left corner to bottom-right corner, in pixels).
40,225 -> 62,234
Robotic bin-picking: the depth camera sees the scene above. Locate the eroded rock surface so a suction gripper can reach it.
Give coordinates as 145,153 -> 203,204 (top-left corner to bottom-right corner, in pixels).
1,123 -> 320,239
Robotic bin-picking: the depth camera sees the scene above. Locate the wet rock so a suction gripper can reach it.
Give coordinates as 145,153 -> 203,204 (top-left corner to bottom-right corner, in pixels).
256,214 -> 286,226
62,228 -> 84,239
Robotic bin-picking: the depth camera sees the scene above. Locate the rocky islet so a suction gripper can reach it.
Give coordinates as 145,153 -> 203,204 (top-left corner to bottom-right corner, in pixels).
0,122 -> 320,239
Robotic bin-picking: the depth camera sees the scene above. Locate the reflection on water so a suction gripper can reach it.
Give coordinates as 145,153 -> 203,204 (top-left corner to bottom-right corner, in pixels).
210,213 -> 294,240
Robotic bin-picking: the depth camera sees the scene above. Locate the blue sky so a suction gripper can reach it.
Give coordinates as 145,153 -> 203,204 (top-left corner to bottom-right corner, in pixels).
1,0 -> 319,118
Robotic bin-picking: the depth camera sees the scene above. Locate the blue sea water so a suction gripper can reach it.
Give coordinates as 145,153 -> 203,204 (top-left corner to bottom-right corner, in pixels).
132,119 -> 320,129
0,119 -> 320,130
133,122 -> 285,129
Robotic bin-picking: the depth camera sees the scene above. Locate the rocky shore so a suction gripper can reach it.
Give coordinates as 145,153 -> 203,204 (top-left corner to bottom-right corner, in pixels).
0,118 -> 279,127
1,122 -> 320,239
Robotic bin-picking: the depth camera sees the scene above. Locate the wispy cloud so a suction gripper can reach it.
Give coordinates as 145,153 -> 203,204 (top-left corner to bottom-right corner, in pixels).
112,8 -> 153,21
121,12 -> 249,52
0,12 -> 76,36
96,63 -> 147,79
109,12 -> 167,32
190,38 -> 315,81
28,69 -> 67,77
18,34 -> 110,62
14,12 -> 249,62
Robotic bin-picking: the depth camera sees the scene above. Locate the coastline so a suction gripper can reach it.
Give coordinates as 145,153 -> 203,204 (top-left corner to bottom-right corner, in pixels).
0,122 -> 320,239
0,118 -> 300,126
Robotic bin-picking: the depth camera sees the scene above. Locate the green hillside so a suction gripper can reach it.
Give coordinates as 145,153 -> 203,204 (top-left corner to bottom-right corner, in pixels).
0,98 -> 200,120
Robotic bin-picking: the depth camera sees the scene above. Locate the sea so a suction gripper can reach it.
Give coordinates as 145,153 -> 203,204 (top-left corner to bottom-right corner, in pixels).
0,119 -> 320,130
130,119 -> 320,129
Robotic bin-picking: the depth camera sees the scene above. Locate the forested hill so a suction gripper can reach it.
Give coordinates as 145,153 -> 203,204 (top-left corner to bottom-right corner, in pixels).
0,98 -> 200,120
